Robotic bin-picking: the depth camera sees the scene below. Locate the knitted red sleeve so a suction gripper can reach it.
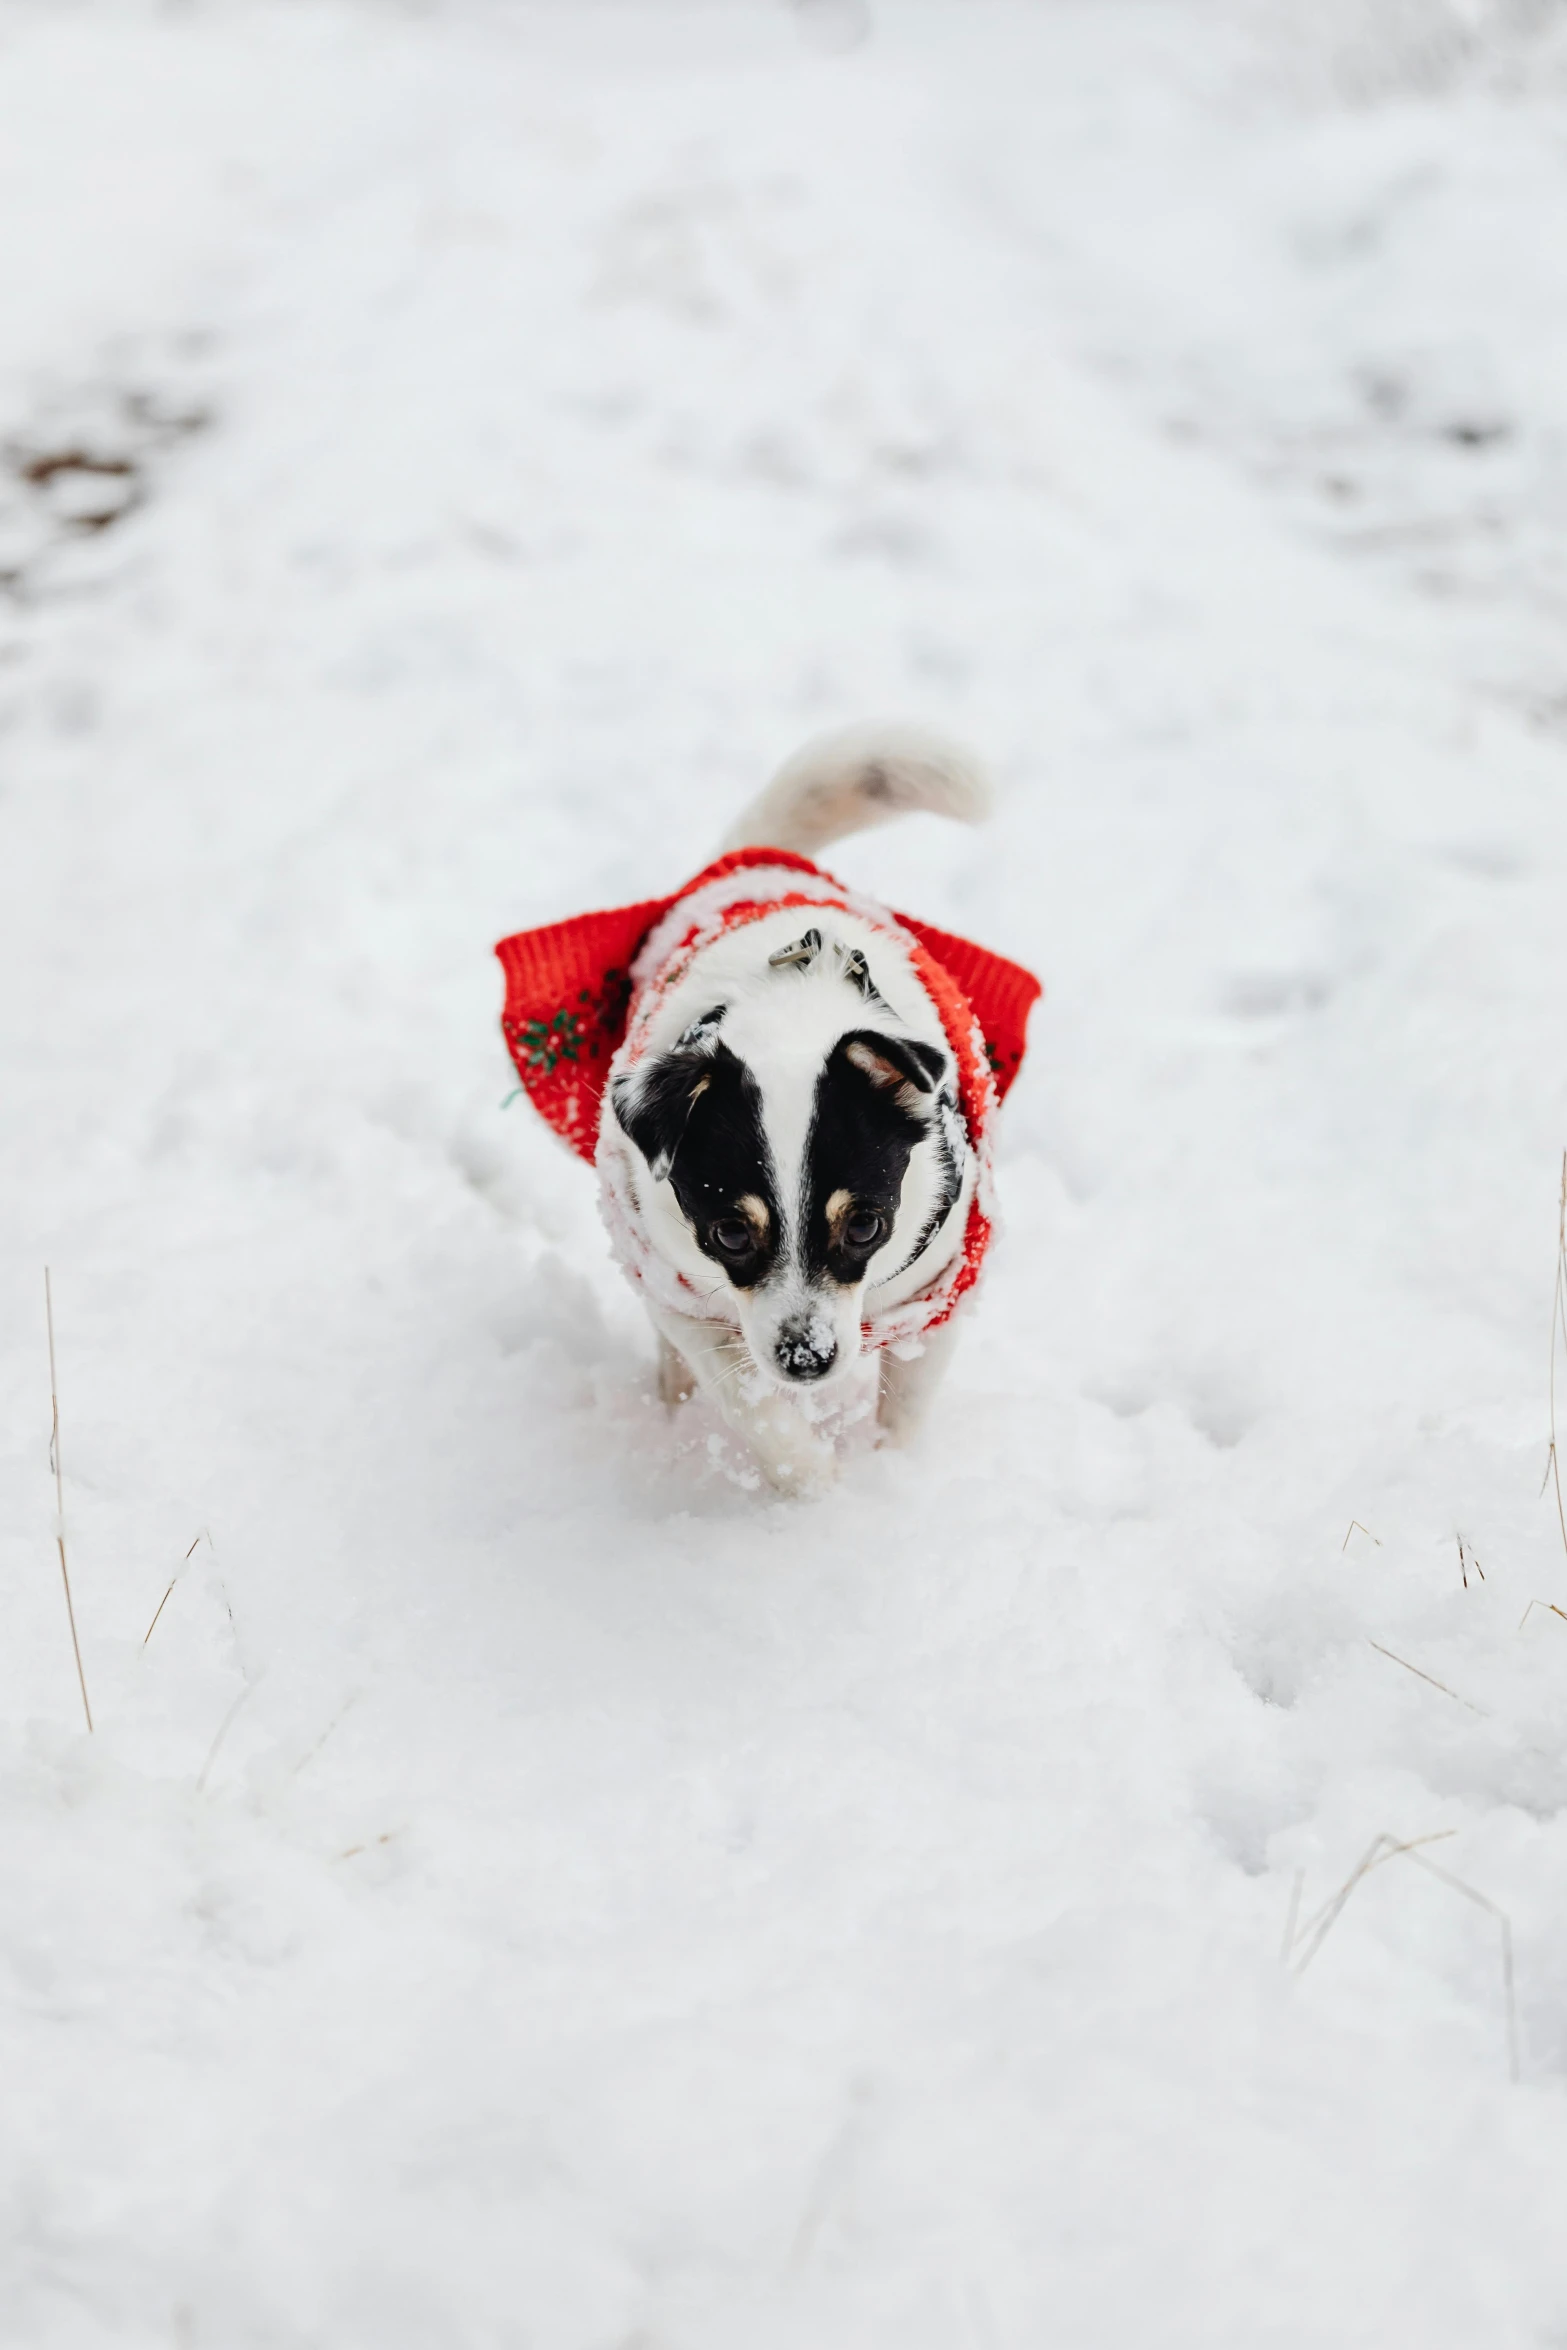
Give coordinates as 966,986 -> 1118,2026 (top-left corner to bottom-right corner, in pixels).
495,894 -> 673,1163
895,917 -> 1043,1100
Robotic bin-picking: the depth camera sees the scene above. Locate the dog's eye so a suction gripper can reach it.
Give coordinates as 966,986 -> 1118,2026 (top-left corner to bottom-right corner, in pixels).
710,1218 -> 754,1258
844,1209 -> 884,1250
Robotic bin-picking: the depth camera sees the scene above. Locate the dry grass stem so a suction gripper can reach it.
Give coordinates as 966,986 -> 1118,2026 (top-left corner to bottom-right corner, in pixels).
1368,1639 -> 1487,1716
1279,1868 -> 1304,1965
1457,1535 -> 1484,1588
1547,1151 -> 1567,1559
1396,1845 -> 1521,2085
1288,1830 -> 1456,1973
787,2107 -> 863,2275
44,1269 -> 92,1734
290,1692 -> 361,1780
1286,1830 -> 1518,2081
195,1683 -> 253,1792
142,1532 -> 204,1647
336,1829 -> 399,1862
141,1583 -> 176,1646
1518,1598 -> 1567,1634
1342,1520 -> 1382,1552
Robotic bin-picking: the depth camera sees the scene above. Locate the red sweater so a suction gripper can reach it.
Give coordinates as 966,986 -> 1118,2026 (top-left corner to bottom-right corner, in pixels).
496,846 -> 1042,1344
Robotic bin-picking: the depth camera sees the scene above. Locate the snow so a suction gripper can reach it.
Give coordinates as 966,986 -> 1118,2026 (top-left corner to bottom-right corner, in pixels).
4,1 -> 1567,2340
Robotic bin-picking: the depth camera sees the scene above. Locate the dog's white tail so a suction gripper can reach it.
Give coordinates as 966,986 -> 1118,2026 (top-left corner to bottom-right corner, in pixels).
720,722 -> 992,858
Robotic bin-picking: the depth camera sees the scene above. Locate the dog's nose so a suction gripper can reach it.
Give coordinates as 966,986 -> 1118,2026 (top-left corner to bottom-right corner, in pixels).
775,1324 -> 837,1382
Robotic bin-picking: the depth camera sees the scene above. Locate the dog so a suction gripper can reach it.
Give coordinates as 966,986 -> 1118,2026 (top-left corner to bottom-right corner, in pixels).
496,724 -> 1040,1491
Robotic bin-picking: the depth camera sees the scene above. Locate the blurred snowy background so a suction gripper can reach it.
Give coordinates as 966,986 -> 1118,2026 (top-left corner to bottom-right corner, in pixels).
4,1 -> 1567,2342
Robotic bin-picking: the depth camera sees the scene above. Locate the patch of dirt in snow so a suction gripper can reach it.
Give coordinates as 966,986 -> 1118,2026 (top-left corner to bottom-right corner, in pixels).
0,352 -> 214,603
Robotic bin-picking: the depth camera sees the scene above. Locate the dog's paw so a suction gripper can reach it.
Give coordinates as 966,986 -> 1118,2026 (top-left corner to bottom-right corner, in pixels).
744,1398 -> 840,1497
761,1453 -> 839,1498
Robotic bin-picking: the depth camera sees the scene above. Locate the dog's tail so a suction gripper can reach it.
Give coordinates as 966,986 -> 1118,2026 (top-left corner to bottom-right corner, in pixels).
719,721 -> 992,859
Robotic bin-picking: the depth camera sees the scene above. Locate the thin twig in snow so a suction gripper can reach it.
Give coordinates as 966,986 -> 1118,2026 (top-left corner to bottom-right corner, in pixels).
1368,1639 -> 1487,1716
1518,1598 -> 1567,1634
44,1269 -> 92,1733
1342,1519 -> 1382,1552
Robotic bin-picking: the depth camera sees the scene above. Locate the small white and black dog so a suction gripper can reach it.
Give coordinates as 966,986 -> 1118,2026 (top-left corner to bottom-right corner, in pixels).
497,725 -> 1040,1492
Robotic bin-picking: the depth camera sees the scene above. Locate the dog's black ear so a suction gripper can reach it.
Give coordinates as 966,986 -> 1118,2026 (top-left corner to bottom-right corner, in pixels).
676,1003 -> 728,1051
840,1029 -> 947,1115
612,1050 -> 713,1181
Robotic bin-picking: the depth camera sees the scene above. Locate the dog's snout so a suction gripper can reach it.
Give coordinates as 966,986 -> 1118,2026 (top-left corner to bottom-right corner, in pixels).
774,1323 -> 838,1382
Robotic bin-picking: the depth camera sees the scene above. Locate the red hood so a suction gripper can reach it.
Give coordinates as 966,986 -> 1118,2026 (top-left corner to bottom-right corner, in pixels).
495,845 -> 1042,1166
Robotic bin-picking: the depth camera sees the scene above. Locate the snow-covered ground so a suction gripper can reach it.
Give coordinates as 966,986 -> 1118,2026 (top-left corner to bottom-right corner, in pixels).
5,2 -> 1567,2340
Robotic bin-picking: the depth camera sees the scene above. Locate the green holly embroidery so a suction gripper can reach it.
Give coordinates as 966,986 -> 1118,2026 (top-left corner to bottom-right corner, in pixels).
518,1002 -> 589,1071
509,970 -> 633,1083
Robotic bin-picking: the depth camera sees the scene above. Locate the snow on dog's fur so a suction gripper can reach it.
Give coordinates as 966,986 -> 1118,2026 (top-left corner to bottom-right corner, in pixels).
600,726 -> 1002,1493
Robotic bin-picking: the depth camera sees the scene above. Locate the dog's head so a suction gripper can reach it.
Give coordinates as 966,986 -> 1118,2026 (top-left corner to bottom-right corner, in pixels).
611,930 -> 964,1388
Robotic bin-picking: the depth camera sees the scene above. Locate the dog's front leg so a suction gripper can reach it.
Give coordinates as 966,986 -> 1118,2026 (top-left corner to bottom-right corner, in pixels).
649,1305 -> 838,1494
877,1318 -> 960,1447
656,1331 -> 696,1406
